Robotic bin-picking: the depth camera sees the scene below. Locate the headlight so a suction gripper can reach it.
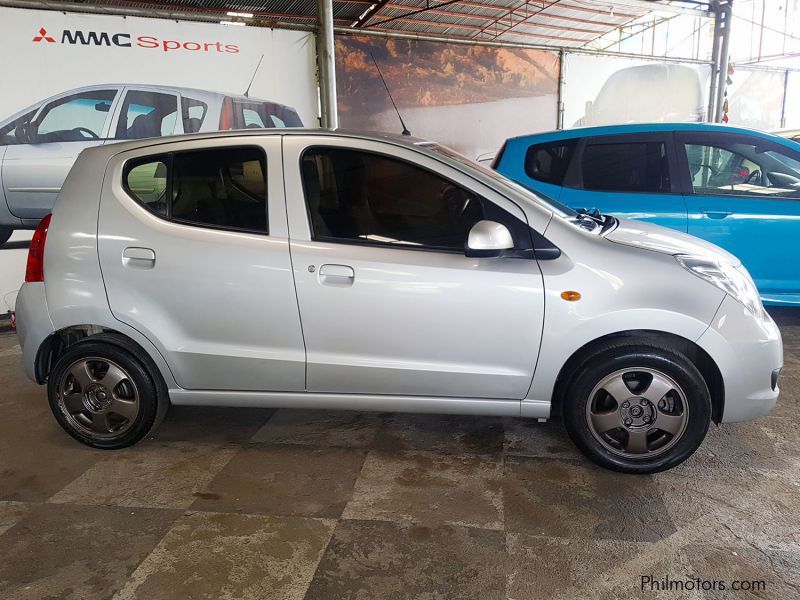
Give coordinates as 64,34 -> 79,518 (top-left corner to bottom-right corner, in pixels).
675,254 -> 765,317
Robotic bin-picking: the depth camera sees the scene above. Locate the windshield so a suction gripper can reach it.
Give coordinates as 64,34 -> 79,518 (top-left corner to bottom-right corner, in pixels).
425,143 -> 578,217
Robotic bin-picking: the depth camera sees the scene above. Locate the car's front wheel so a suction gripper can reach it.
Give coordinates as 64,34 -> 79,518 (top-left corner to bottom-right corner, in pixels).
48,338 -> 168,449
562,341 -> 711,474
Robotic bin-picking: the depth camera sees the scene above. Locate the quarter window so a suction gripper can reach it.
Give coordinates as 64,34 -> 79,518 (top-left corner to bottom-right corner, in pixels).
524,141 -> 576,185
116,91 -> 178,140
684,140 -> 800,199
34,90 -> 116,143
181,97 -> 208,134
301,148 -> 518,252
124,147 -> 268,233
580,141 -> 671,193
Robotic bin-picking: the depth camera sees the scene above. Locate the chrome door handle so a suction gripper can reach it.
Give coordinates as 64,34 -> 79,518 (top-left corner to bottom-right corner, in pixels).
318,264 -> 354,283
122,247 -> 156,269
701,210 -> 732,219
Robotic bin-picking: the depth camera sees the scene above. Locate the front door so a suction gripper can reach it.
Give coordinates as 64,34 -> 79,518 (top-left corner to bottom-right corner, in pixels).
559,132 -> 688,232
676,131 -> 800,303
2,88 -> 119,220
284,137 -> 545,400
98,137 -> 306,391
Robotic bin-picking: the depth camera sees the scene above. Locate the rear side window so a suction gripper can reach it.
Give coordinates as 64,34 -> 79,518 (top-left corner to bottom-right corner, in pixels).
181,97 -> 208,134
580,141 -> 671,193
524,141 -> 575,185
123,146 -> 268,234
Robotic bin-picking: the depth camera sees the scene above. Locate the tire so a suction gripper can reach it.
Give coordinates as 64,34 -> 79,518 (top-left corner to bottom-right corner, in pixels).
0,226 -> 12,247
562,340 -> 711,474
47,337 -> 168,449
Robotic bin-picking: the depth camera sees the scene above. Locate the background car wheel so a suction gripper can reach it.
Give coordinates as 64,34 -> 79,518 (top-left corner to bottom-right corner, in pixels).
0,226 -> 12,247
47,338 -> 168,449
562,341 -> 711,474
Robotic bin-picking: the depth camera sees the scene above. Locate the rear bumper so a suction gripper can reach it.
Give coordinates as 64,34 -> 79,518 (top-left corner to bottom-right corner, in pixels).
696,294 -> 783,423
14,282 -> 55,383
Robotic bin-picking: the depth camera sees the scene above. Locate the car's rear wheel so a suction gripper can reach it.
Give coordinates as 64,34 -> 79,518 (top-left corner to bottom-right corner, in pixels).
48,338 -> 167,449
0,226 -> 12,247
562,341 -> 711,474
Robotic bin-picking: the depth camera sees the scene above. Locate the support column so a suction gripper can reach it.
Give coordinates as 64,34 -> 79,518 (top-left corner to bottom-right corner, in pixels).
317,0 -> 338,129
712,0 -> 734,122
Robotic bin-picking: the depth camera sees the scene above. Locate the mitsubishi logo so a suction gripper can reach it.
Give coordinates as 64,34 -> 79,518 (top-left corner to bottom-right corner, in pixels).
32,27 -> 56,43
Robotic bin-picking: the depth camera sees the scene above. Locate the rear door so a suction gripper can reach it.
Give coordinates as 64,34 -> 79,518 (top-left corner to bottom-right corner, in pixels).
559,132 -> 688,232
98,136 -> 306,391
2,88 -> 120,220
676,131 -> 800,301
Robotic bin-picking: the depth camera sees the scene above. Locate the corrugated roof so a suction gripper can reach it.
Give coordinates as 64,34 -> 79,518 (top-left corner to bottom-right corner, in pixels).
17,0 -> 677,48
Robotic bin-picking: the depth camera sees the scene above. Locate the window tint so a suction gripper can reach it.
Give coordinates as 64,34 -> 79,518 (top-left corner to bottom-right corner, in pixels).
181,97 -> 207,134
524,141 -> 575,185
123,147 -> 267,233
0,109 -> 37,146
684,140 -> 800,199
125,156 -> 168,216
302,148 -> 501,251
34,90 -> 116,143
116,91 -> 178,140
172,147 -> 267,233
581,141 -> 670,193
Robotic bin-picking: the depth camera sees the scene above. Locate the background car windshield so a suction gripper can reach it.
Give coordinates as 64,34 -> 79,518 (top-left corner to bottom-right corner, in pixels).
427,143 -> 577,217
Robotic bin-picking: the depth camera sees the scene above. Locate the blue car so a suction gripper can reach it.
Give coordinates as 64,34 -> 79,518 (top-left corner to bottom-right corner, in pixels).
494,123 -> 800,306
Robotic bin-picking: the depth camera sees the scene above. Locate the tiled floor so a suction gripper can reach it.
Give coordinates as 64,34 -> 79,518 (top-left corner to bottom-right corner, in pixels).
0,309 -> 798,599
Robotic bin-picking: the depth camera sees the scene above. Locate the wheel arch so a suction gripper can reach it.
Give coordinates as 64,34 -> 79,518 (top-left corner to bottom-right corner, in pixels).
549,329 -> 724,424
35,325 -> 170,392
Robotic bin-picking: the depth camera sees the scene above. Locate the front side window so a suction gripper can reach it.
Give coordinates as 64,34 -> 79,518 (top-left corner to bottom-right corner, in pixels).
116,91 -> 178,140
524,140 -> 576,185
684,139 -> 800,199
34,90 -> 116,143
302,148 -> 506,251
580,141 -> 671,193
123,146 -> 267,233
0,109 -> 38,146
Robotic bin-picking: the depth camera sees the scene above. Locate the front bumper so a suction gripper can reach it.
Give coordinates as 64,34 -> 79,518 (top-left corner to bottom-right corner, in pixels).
696,294 -> 783,423
15,282 -> 55,383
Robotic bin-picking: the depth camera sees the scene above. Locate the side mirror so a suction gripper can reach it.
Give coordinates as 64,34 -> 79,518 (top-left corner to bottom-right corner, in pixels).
465,220 -> 514,258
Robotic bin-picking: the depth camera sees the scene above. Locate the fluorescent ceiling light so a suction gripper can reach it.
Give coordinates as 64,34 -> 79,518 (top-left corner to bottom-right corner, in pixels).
219,20 -> 246,26
227,11 -> 254,18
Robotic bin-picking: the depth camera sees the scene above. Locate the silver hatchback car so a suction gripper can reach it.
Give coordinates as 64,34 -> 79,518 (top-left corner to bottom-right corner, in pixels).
0,83 -> 302,246
15,130 -> 782,473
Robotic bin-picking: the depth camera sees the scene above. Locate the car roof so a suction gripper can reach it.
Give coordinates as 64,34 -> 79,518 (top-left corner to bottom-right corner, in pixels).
83,128 -> 433,160
505,122 -> 799,145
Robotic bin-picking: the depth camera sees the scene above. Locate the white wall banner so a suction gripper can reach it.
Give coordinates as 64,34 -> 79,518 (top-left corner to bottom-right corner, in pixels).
563,53 -> 712,128
0,7 -> 318,124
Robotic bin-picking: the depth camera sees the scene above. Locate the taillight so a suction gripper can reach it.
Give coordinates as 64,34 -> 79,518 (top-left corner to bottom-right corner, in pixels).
25,213 -> 52,283
219,97 -> 234,130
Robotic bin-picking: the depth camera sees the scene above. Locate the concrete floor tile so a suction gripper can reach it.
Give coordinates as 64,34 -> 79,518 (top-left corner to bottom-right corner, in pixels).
305,519 -> 506,600
343,450 -> 504,530
506,534 -> 656,600
113,511 -> 335,600
0,501 -> 34,536
504,456 -> 676,542
503,417 -> 583,460
190,444 -> 367,518
0,503 -> 180,600
49,444 -> 237,509
373,413 -> 504,455
147,405 -> 275,445
251,409 -> 381,448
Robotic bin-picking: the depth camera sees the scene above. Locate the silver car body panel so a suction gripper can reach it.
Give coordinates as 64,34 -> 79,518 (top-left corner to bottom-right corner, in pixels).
14,129 -> 783,423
